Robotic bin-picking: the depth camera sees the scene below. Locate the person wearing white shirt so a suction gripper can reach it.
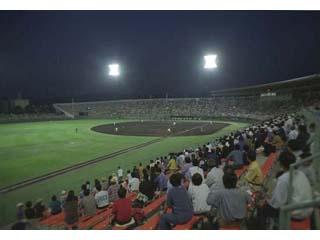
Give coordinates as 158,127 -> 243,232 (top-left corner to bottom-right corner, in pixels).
288,126 -> 298,140
188,173 -> 211,214
187,158 -> 204,180
128,173 -> 140,192
117,166 -> 123,180
94,184 -> 109,209
206,164 -> 224,192
260,151 -> 312,227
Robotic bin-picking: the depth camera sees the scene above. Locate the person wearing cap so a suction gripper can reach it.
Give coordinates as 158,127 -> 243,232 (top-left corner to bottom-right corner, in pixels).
60,190 -> 67,208
16,202 -> 25,221
108,176 -> 120,202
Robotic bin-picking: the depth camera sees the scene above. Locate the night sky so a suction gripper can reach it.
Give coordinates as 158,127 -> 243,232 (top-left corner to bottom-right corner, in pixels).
0,11 -> 319,102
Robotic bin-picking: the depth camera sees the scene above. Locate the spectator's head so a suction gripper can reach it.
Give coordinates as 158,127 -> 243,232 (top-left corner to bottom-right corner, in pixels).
25,201 -> 32,208
51,195 -> 57,201
247,150 -> 256,162
278,151 -> 296,171
66,190 -> 75,201
243,144 -> 250,152
223,165 -> 234,175
223,173 -> 238,189
185,156 -> 191,164
118,166 -> 121,169
192,158 -> 199,167
309,122 -> 316,133
118,186 -> 127,199
84,189 -> 90,196
96,184 -> 102,192
139,162 -> 142,166
81,184 -> 86,191
298,125 -> 307,134
169,173 -> 182,187
191,173 -> 203,186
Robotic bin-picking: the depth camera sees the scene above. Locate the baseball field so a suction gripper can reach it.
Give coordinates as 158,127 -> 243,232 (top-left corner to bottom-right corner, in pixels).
0,119 -> 248,227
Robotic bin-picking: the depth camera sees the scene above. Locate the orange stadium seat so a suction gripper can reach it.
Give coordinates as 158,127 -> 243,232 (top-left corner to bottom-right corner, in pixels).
290,218 -> 311,230
143,194 -> 166,217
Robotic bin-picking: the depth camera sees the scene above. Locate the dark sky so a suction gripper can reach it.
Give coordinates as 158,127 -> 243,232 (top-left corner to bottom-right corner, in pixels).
0,11 -> 320,102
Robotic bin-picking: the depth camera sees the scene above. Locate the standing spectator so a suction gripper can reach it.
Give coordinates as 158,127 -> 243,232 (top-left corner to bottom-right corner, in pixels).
117,166 -> 123,181
288,126 -> 298,141
79,184 -> 87,199
138,162 -> 144,179
167,156 -> 178,172
188,173 -> 211,214
226,144 -> 244,169
139,170 -> 155,202
101,177 -> 109,191
181,157 -> 193,177
60,190 -> 67,209
112,187 -> 134,226
64,190 -> 79,226
159,173 -> 193,230
80,189 -> 96,216
24,201 -> 35,219
49,195 -> 62,215
94,184 -> 109,209
154,169 -> 168,192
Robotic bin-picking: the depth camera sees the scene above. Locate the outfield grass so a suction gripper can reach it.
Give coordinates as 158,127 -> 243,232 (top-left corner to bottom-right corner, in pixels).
0,119 -> 248,227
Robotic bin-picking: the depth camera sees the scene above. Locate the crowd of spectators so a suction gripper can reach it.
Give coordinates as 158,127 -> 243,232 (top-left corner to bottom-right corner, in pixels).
11,111 -> 318,230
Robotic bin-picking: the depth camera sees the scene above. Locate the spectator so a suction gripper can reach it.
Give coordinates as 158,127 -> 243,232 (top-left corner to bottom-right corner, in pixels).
181,156 -> 193,176
128,172 -> 140,192
94,184 -> 109,209
16,202 -> 25,221
64,190 -> 79,226
112,187 -> 134,226
49,195 -> 62,215
167,156 -> 178,172
80,189 -> 96,216
34,199 -> 46,218
138,162 -> 144,179
60,190 -> 67,208
108,177 -> 120,202
101,177 -> 109,191
117,166 -> 123,181
187,158 -> 204,180
288,126 -> 298,140
258,151 -> 313,228
244,150 -> 263,191
226,144 -> 244,168
154,169 -> 168,192
138,170 -> 155,203
79,184 -> 87,199
24,201 -> 35,219
205,160 -> 224,192
207,172 -> 250,228
188,173 -> 211,214
159,173 -> 193,230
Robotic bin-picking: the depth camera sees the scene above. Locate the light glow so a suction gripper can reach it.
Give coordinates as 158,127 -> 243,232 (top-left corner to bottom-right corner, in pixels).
204,54 -> 217,69
108,64 -> 120,76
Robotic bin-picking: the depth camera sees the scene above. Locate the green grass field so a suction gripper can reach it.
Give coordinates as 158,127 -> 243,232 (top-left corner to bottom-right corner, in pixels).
0,119 -> 248,227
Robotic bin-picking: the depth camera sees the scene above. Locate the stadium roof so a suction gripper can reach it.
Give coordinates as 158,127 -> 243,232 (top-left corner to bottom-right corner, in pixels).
210,74 -> 320,97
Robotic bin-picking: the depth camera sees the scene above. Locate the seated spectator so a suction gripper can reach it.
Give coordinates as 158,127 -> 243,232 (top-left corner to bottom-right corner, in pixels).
108,177 -> 120,202
226,144 -> 244,169
187,158 -> 204,180
180,156 -> 192,176
101,177 -> 109,191
112,187 -> 134,226
205,160 -> 224,192
64,190 -> 79,226
49,195 -> 62,215
34,199 -> 46,218
94,184 -> 109,209
92,179 -> 101,195
167,156 -> 178,172
128,172 -> 140,192
60,190 -> 67,209
207,172 -> 250,228
80,189 -> 96,216
288,126 -> 298,140
159,173 -> 193,230
258,151 -> 313,228
138,170 -> 155,203
79,184 -> 87,199
244,150 -> 263,191
270,130 -> 285,150
24,201 -> 35,219
188,173 -> 211,214
154,169 -> 168,192
295,125 -> 310,151
16,202 -> 25,221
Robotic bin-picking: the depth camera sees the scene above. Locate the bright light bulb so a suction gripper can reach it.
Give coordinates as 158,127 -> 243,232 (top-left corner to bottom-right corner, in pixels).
108,64 -> 120,76
204,55 -> 217,69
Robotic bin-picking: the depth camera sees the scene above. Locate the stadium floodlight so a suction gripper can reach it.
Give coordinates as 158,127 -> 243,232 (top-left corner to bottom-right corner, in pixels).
204,54 -> 217,69
108,64 -> 120,76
